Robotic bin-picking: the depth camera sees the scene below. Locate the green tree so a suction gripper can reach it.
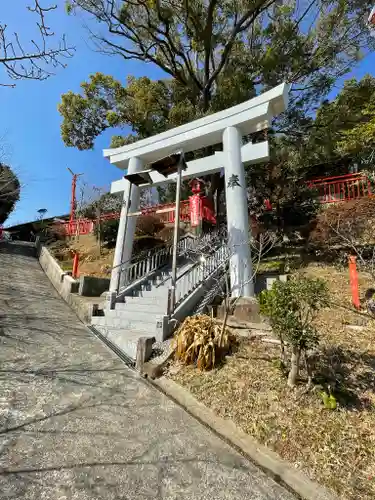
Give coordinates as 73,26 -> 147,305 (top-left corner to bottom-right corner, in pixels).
302,75 -> 375,168
0,164 -> 20,224
60,1 -> 374,221
338,107 -> 375,162
259,276 -> 329,388
65,0 -> 373,116
247,75 -> 375,231
62,1 -> 374,145
0,2 -> 73,87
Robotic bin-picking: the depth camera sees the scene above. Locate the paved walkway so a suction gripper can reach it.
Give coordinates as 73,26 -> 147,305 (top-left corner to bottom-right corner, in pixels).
0,242 -> 296,500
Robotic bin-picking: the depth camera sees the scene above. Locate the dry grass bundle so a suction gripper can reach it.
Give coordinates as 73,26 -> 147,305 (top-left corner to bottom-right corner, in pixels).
174,315 -> 235,370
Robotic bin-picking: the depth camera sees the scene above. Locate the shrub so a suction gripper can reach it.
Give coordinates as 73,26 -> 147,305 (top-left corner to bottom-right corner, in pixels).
309,197 -> 375,248
133,236 -> 165,254
0,164 -> 20,224
135,215 -> 164,236
47,223 -> 67,241
174,315 -> 235,370
157,225 -> 186,243
259,276 -> 329,388
94,219 -> 119,248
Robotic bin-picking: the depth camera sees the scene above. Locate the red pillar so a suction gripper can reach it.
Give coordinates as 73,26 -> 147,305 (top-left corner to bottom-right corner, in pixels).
72,252 -> 80,279
349,255 -> 360,309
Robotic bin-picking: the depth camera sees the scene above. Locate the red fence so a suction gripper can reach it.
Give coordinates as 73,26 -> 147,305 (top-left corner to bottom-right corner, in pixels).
62,219 -> 94,236
306,173 -> 372,204
60,198 -> 216,236
62,173 -> 370,236
140,200 -> 191,223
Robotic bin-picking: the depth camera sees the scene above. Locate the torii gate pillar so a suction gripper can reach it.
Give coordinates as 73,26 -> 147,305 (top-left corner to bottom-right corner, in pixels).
223,126 -> 253,296
109,156 -> 143,293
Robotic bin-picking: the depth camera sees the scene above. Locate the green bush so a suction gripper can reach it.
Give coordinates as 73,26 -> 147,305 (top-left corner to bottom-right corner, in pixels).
0,164 -> 20,224
259,276 -> 329,388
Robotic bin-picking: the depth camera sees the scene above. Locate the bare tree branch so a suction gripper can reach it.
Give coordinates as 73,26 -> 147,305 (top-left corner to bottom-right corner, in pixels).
0,1 -> 74,86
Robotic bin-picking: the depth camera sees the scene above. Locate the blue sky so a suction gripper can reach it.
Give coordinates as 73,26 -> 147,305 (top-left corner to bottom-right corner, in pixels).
1,2 -> 164,226
2,3 -> 375,226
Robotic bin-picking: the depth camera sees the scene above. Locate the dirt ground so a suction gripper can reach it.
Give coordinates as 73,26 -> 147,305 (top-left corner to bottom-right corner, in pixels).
169,264 -> 375,500
49,234 -> 114,277
48,225 -> 180,278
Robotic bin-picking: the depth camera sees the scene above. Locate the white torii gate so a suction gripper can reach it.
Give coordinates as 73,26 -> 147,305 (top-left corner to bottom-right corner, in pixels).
105,83 -> 290,297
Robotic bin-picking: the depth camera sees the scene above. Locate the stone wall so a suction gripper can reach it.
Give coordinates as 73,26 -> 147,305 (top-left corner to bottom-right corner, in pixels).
36,239 -> 96,323
36,240 -> 79,300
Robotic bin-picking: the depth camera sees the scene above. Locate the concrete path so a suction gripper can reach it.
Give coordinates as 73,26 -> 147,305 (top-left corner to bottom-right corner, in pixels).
0,242 -> 296,500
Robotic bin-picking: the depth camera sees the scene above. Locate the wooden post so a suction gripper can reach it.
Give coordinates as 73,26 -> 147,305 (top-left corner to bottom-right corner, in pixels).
349,255 -> 360,309
72,252 -> 80,279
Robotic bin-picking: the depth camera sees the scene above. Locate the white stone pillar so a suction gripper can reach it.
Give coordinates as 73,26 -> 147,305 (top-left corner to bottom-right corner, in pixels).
109,156 -> 143,293
223,126 -> 254,297
120,157 -> 144,287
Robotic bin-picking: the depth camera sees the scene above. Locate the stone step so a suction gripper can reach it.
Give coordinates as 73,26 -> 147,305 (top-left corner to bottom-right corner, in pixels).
131,288 -> 168,298
107,308 -> 164,323
154,269 -> 172,279
124,295 -> 168,308
148,276 -> 168,286
121,295 -> 169,307
92,325 -> 154,360
139,281 -> 169,292
91,314 -> 157,332
115,302 -> 166,314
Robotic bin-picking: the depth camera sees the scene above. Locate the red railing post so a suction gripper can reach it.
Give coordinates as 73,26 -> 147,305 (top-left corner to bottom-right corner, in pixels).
348,255 -> 360,310
72,252 -> 79,279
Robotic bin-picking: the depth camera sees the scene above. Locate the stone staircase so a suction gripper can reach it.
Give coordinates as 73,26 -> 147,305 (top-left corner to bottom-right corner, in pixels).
91,267 -> 171,359
91,232 -> 225,361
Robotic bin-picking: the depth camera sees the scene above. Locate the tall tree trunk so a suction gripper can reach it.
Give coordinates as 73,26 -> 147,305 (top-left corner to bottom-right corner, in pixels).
279,334 -> 287,365
304,350 -> 313,389
288,345 -> 301,388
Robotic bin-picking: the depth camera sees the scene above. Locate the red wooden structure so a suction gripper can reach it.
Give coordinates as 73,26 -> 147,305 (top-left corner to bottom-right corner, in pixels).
65,219 -> 94,236
72,251 -> 80,279
349,255 -> 360,310
60,197 -> 216,236
306,173 -> 372,204
140,200 -> 190,223
369,6 -> 375,27
60,172 -> 372,236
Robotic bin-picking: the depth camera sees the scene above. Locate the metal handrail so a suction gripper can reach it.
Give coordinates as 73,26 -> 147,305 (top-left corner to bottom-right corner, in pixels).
112,232 -> 198,272
168,244 -> 229,315
112,240 -> 168,271
115,233 -> 199,294
119,245 -> 171,292
155,230 -> 222,289
175,244 -> 228,284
